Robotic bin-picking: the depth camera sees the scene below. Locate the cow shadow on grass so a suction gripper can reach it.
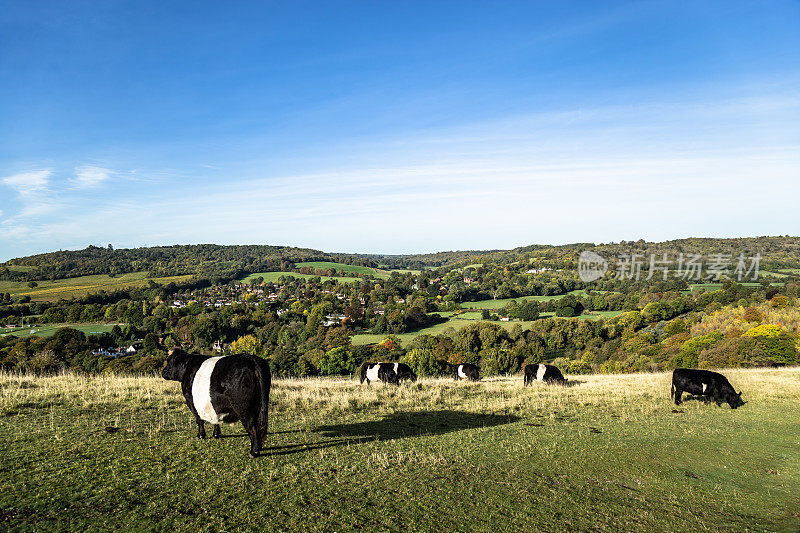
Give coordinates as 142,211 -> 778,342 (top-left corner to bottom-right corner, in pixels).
675,394 -> 716,405
526,379 -> 585,388
558,379 -> 585,388
218,428 -> 303,439
258,410 -> 519,457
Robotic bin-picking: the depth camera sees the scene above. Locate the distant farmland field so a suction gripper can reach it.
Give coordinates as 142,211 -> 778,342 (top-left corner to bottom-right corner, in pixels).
460,290 -> 588,310
350,309 -> 622,346
242,272 -> 362,284
295,262 -> 390,279
686,282 -> 783,292
0,272 -> 194,302
0,323 -> 123,338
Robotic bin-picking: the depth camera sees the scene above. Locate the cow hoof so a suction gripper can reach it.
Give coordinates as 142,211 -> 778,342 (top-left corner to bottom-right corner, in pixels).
249,451 -> 258,458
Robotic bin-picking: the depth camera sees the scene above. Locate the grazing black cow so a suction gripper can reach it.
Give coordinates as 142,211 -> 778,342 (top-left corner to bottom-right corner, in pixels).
523,363 -> 566,385
359,362 -> 400,385
453,363 -> 480,381
162,348 -> 271,457
394,362 -> 417,383
671,368 -> 745,409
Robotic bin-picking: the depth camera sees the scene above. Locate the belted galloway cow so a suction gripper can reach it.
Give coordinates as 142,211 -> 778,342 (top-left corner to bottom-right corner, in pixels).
524,363 -> 566,385
162,348 -> 271,457
359,362 -> 400,385
453,363 -> 480,381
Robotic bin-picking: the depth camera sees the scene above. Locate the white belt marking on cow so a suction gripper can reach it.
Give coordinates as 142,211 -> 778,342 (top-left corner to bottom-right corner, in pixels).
394,363 -> 399,374
366,364 -> 380,382
458,366 -> 467,379
536,364 -> 547,381
193,356 -> 225,424
702,382 -> 707,394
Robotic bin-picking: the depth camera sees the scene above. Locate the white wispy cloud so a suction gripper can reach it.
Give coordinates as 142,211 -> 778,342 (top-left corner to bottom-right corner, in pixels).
1,170 -> 52,197
18,201 -> 62,218
72,165 -> 113,188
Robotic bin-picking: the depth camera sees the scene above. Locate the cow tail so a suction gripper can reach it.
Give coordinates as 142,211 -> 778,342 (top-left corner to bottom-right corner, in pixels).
670,382 -> 674,400
254,357 -> 271,437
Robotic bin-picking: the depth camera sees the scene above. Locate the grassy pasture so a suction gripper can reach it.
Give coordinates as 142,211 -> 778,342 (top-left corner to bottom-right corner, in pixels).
242,272 -> 362,284
5,265 -> 35,272
0,323 -> 122,338
0,272 -> 193,302
761,271 -> 793,279
460,290 -> 588,310
1,369 -> 798,531
386,268 -> 423,275
295,262 -> 390,279
351,310 -> 623,345
687,282 -> 783,292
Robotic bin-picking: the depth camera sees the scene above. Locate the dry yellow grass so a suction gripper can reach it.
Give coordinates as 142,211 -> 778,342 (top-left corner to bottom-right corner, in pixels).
3,367 -> 797,433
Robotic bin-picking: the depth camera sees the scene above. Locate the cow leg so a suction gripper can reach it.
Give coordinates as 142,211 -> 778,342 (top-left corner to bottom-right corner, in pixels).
241,418 -> 260,458
212,424 -> 222,439
673,389 -> 682,405
196,417 -> 206,439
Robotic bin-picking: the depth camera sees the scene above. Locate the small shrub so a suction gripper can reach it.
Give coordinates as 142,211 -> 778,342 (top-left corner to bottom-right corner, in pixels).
742,307 -> 763,322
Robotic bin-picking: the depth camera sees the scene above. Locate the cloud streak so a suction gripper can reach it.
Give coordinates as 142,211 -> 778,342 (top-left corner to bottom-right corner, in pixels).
72,166 -> 113,188
1,170 -> 52,197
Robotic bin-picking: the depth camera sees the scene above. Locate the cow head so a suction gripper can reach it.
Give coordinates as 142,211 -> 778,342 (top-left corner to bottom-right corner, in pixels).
162,347 -> 190,381
727,391 -> 746,409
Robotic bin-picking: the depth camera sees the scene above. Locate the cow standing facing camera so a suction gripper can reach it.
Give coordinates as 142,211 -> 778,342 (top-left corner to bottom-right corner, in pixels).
162,348 -> 271,457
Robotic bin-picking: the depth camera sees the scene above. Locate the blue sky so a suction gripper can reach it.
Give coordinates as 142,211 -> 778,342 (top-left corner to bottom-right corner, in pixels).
1,1 -> 799,261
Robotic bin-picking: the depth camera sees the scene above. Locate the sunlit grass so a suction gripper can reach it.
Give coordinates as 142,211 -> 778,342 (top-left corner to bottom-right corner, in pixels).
1,368 -> 799,530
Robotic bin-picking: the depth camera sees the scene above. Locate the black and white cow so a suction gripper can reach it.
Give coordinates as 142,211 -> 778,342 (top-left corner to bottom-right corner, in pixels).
162,348 -> 271,457
453,363 -> 480,381
394,362 -> 417,383
359,362 -> 400,385
523,363 -> 566,385
671,368 -> 745,409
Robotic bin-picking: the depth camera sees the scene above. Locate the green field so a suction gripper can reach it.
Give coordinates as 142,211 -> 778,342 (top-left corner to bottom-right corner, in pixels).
243,271 -> 362,284
460,290 -> 588,310
687,282 -> 783,292
5,265 -> 35,272
0,272 -> 194,302
385,268 -> 423,275
778,268 -> 800,274
351,309 -> 623,346
577,310 -> 624,320
761,271 -> 793,278
1,369 -> 798,531
0,323 -> 123,338
295,262 -> 390,279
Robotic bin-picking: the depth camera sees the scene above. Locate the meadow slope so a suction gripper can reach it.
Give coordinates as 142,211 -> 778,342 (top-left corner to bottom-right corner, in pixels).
1,369 -> 799,531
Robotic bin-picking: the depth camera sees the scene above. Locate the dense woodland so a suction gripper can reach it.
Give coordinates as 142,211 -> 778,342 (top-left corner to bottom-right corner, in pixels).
1,237 -> 799,377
